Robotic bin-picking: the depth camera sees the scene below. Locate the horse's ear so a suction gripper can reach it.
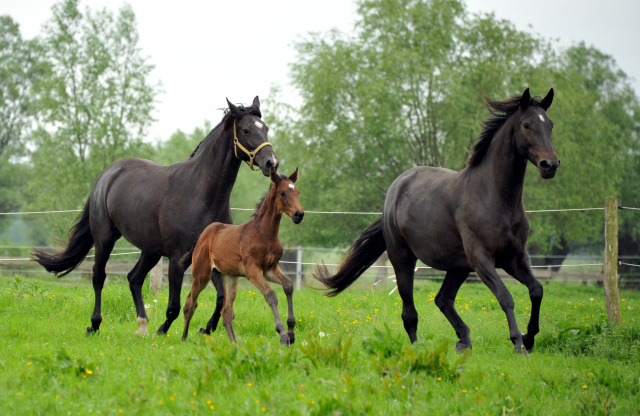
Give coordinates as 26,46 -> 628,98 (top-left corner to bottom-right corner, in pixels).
253,96 -> 260,109
540,88 -> 554,111
289,167 -> 299,184
270,167 -> 281,185
226,98 -> 239,117
520,88 -> 531,111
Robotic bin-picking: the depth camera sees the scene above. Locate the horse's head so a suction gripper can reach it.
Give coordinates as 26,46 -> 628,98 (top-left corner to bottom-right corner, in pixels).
227,96 -> 279,176
515,88 -> 559,179
270,167 -> 304,224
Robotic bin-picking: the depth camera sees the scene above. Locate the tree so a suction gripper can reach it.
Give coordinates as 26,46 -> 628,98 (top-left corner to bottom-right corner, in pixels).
26,0 -> 159,237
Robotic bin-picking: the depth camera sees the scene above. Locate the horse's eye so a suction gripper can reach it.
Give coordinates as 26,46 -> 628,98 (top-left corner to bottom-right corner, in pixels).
280,191 -> 286,197
242,129 -> 250,135
523,123 -> 530,130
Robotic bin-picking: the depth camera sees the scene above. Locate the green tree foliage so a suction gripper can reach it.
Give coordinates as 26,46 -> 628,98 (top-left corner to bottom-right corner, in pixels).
275,0 -> 639,252
26,0 -> 159,237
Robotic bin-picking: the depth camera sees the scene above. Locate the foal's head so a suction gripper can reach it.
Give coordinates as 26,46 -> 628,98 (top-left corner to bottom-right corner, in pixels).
270,168 -> 304,224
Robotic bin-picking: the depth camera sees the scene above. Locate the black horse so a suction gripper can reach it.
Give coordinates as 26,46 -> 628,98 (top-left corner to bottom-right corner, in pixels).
33,97 -> 278,336
316,89 -> 558,354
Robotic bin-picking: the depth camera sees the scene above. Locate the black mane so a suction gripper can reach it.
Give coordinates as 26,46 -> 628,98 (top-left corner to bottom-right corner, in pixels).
467,93 -> 545,166
188,104 -> 262,158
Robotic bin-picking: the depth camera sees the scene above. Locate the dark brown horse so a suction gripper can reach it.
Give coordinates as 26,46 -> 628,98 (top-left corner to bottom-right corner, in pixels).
316,89 -> 558,354
182,168 -> 303,345
33,97 -> 279,336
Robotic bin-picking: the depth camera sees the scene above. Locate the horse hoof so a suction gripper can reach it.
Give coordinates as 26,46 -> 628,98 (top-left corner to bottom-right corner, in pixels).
513,345 -> 529,357
280,335 -> 291,346
522,334 -> 535,351
455,342 -> 471,353
86,327 -> 98,334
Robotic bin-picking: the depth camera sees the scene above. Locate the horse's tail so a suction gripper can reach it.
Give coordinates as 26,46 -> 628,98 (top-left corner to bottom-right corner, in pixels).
314,218 -> 386,297
32,200 -> 94,277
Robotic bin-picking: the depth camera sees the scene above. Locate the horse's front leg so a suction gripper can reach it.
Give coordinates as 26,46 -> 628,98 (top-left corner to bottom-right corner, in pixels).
470,248 -> 526,355
157,257 -> 185,335
504,252 -> 543,352
266,266 -> 296,344
247,266 -> 290,346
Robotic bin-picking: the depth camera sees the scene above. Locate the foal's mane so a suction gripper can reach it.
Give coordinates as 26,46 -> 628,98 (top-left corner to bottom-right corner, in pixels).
467,93 -> 545,166
188,104 -> 262,158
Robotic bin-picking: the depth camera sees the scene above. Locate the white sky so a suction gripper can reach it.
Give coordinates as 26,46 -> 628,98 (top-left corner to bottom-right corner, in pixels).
3,0 -> 639,143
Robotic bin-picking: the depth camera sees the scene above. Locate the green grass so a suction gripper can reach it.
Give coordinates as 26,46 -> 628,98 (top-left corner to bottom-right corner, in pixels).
0,274 -> 639,415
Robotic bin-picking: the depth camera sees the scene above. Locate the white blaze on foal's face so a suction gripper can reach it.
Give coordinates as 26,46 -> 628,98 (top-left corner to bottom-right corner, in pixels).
288,184 -> 295,190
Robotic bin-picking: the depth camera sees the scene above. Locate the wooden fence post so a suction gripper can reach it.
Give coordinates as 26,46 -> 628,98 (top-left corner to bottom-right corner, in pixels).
604,196 -> 622,325
150,258 -> 163,296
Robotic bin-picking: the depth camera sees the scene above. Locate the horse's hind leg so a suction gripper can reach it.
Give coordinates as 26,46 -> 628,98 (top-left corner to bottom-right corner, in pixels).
157,257 -> 186,334
435,270 -> 471,352
504,252 -> 543,352
266,266 -> 296,344
182,268 -> 215,340
127,253 -> 161,336
387,244 -> 419,343
221,276 -> 240,343
199,269 -> 225,335
87,232 -> 119,334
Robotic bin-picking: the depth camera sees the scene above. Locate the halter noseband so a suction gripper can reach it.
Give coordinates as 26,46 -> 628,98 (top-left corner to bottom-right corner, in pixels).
233,120 -> 272,171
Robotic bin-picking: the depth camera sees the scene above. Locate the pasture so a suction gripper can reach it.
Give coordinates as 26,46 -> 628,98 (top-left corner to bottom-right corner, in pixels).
1,274 -> 639,415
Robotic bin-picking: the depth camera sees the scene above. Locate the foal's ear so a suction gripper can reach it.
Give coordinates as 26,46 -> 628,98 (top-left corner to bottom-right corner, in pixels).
252,96 -> 260,109
270,167 -> 281,185
520,88 -> 531,111
226,98 -> 239,117
540,88 -> 554,111
289,167 -> 299,184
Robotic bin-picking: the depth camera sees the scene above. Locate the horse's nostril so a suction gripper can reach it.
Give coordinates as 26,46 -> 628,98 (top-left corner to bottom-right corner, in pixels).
540,160 -> 550,169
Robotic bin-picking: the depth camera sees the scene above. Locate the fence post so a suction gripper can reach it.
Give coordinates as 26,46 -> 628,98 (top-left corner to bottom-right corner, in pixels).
150,257 -> 163,296
603,196 -> 622,325
295,245 -> 303,290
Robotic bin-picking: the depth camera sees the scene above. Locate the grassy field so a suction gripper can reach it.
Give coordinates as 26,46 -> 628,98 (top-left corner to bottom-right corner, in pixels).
0,274 -> 639,415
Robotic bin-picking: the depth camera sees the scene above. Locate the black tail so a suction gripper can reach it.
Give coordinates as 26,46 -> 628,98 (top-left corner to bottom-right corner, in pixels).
314,218 -> 386,297
32,200 -> 94,277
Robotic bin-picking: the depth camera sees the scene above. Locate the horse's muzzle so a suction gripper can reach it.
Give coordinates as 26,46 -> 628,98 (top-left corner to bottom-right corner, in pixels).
292,211 -> 304,224
539,158 -> 560,179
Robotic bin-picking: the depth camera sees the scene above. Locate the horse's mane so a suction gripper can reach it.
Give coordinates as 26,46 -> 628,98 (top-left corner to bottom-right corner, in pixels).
188,104 -> 262,158
467,93 -> 545,166
252,173 -> 290,217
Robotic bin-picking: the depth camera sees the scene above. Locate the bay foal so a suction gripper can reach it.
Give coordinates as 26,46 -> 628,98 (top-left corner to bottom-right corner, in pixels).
182,168 -> 304,345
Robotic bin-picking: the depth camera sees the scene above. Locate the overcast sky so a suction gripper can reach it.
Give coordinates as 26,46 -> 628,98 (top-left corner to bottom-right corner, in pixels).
3,0 -> 639,143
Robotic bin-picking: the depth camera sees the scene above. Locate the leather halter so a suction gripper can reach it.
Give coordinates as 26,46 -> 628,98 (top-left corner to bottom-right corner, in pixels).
233,120 -> 272,171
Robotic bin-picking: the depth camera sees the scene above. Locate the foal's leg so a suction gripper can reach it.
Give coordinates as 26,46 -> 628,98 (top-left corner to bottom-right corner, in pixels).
182,267 -> 213,341
87,234 -> 119,333
127,253 -> 162,336
266,266 -> 296,344
246,266 -> 290,346
435,270 -> 471,352
199,269 -> 225,335
503,252 -> 543,352
387,244 -> 419,343
157,257 -> 185,334
221,276 -> 240,343
469,249 -> 526,354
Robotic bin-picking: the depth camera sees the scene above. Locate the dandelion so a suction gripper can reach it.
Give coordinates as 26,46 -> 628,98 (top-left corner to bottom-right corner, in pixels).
262,407 -> 266,412
248,382 -> 253,387
159,401 -> 164,405
207,400 -> 212,405
462,389 -> 467,393
437,377 -> 442,381
582,385 -> 588,389
170,396 -> 176,401
27,362 -> 32,366
210,405 -> 215,410
144,304 -> 150,309
319,332 -> 325,337
85,369 -> 93,375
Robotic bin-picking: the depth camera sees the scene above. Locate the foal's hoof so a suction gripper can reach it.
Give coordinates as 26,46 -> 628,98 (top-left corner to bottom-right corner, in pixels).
288,334 -> 296,345
455,342 -> 472,353
86,327 -> 98,334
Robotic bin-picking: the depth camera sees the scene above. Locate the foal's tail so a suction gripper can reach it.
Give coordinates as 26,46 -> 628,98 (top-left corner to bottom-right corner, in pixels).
32,200 -> 94,277
314,218 -> 386,297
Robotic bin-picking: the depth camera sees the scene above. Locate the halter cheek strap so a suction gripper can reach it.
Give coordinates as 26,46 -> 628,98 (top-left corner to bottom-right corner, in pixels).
233,120 -> 272,171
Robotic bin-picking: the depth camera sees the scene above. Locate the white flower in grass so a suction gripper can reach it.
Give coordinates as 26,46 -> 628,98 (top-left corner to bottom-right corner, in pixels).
319,332 -> 325,337
144,304 -> 151,309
